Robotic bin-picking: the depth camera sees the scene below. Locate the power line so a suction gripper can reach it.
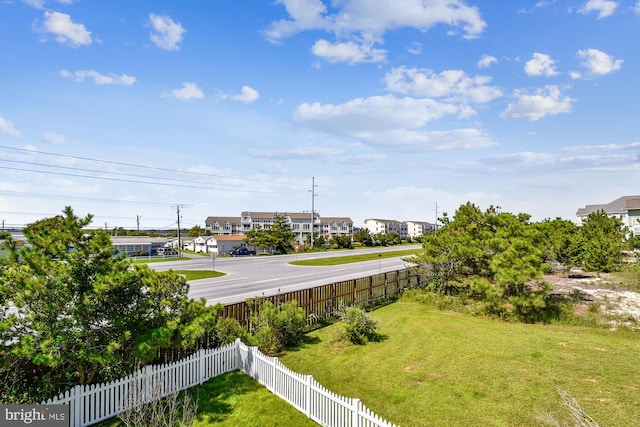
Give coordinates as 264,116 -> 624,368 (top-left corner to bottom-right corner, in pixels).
0,144 -> 307,189
0,164 -> 287,193
0,190 -> 172,207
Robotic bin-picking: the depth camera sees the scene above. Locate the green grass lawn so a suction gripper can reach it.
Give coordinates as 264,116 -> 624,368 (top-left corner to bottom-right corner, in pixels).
96,371 -> 317,427
171,270 -> 225,280
290,249 -> 420,266
280,297 -> 640,427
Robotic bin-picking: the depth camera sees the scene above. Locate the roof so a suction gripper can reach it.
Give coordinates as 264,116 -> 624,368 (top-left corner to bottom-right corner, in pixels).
205,216 -> 241,224
111,236 -> 169,245
321,217 -> 353,224
364,218 -> 404,224
405,221 -> 434,226
246,211 -> 312,220
212,234 -> 246,242
576,195 -> 640,216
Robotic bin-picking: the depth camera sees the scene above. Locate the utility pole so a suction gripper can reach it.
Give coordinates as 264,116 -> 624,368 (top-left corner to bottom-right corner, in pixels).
136,215 -> 141,234
434,202 -> 439,232
174,205 -> 183,257
309,177 -> 317,248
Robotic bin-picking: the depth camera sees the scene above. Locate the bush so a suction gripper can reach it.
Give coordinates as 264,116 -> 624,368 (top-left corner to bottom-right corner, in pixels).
250,300 -> 307,355
338,306 -> 380,345
215,317 -> 249,346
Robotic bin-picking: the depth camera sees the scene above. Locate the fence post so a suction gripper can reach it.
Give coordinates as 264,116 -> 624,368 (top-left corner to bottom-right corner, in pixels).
351,397 -> 361,427
271,356 -> 277,392
305,375 -> 312,418
199,349 -> 206,384
72,384 -> 82,427
144,365 -> 153,404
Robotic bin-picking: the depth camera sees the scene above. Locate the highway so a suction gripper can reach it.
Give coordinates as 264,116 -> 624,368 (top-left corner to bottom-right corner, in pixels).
150,246 -> 421,305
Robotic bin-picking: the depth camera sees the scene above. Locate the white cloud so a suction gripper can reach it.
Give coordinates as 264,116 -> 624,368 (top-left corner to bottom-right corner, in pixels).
524,53 -> 559,76
38,11 -> 92,47
231,86 -> 260,104
635,1 -> 640,15
292,94 -> 495,151
170,82 -> 204,100
355,128 -> 496,151
293,95 -> 459,134
0,115 -> 22,138
577,48 -> 623,76
248,145 -> 387,164
500,85 -> 575,121
42,131 -> 70,145
407,42 -> 423,55
479,149 -> 637,173
562,141 -> 640,152
59,70 -> 136,86
384,66 -> 503,104
265,0 -> 487,59
578,0 -> 618,19
311,39 -> 387,64
23,0 -> 77,6
149,14 -> 185,51
477,55 -> 497,69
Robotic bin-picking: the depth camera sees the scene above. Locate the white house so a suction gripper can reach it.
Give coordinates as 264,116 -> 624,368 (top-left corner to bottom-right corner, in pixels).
405,221 -> 436,238
193,236 -> 212,253
576,195 -> 640,236
363,219 -> 408,238
214,235 -> 249,255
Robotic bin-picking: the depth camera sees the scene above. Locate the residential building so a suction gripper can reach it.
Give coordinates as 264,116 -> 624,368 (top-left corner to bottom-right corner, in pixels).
405,221 -> 436,238
205,211 -> 353,243
576,195 -> 640,236
363,218 -> 434,239
213,235 -> 249,255
319,217 -> 353,240
111,236 -> 169,256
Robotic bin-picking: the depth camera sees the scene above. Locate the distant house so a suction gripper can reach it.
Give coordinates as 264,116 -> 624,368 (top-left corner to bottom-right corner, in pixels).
405,221 -> 436,238
182,238 -> 195,252
363,218 -> 435,239
205,211 -> 353,244
318,217 -> 353,240
111,236 -> 169,256
213,234 -> 250,255
576,195 -> 640,236
193,236 -> 212,253
363,219 -> 406,237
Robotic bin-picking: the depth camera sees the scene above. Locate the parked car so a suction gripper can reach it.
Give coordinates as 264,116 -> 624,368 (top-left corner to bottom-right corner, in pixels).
229,248 -> 256,256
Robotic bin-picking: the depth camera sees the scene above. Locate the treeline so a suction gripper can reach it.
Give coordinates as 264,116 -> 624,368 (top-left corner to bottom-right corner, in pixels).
408,202 -> 638,323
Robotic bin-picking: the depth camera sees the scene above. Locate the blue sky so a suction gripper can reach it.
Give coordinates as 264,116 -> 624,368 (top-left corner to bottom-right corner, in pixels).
0,0 -> 638,230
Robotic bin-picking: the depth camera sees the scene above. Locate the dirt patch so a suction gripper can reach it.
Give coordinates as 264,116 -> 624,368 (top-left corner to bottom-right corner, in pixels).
545,269 -> 640,329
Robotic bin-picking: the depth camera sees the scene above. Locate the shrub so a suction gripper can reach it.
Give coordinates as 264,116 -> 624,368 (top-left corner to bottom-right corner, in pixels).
338,306 -> 380,345
215,317 -> 249,346
250,300 -> 307,355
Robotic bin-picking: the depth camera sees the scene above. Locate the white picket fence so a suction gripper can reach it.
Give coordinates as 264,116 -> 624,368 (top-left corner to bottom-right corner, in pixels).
43,339 -> 397,427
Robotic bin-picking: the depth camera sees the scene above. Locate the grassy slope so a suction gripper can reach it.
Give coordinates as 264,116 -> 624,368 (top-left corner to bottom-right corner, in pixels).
280,298 -> 640,427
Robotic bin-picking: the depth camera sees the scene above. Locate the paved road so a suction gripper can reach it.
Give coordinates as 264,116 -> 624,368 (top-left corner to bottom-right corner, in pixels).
150,246 -> 420,305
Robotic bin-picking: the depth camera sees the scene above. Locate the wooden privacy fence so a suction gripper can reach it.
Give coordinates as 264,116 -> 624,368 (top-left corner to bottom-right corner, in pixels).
223,267 -> 426,328
43,339 -> 397,427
